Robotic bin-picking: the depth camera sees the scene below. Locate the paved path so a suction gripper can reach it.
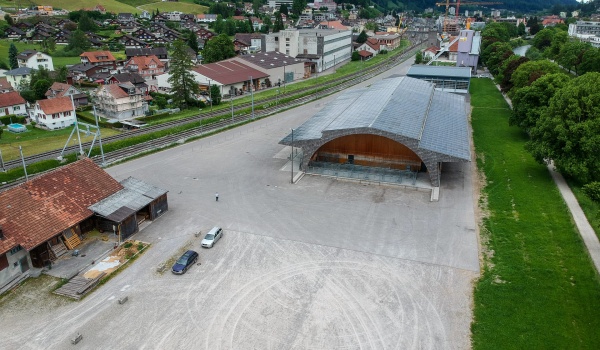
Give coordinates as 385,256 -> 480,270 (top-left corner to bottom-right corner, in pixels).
548,164 -> 600,274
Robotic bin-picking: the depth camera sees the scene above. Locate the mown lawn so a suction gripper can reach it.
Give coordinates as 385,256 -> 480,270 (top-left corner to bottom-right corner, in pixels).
138,2 -> 207,14
470,78 -> 600,349
32,0 -> 140,13
0,40 -> 81,67
0,125 -> 121,161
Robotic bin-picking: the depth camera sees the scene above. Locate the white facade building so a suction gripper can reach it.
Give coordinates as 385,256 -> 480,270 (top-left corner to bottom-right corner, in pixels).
32,96 -> 76,130
263,29 -> 352,72
17,50 -> 54,71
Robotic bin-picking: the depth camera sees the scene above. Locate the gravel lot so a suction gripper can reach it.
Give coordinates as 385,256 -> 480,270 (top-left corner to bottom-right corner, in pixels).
0,60 -> 479,349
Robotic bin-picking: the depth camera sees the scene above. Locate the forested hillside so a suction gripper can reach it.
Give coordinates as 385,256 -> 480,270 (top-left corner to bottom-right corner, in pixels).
346,0 -> 580,13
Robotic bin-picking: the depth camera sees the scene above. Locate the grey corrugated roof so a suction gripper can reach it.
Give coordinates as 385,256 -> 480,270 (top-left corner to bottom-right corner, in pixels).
280,76 -> 470,161
88,177 -> 167,222
121,177 -> 167,198
406,65 -> 472,79
419,91 -> 471,160
88,188 -> 152,221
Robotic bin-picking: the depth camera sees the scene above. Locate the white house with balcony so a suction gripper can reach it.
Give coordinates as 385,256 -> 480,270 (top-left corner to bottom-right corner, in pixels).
31,96 -> 76,130
95,82 -> 147,120
17,50 -> 54,71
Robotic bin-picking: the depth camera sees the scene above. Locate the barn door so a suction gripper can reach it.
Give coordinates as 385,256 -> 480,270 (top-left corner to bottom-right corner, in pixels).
19,256 -> 30,273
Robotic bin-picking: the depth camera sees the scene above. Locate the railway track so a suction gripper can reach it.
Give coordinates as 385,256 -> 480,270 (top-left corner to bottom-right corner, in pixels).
1,42 -> 423,181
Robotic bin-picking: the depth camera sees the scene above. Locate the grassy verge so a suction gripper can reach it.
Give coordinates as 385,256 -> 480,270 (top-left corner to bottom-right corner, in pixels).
0,125 -> 121,161
470,78 -> 600,349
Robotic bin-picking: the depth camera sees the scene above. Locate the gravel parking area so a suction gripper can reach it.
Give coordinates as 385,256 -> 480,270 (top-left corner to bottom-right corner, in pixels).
0,63 -> 479,349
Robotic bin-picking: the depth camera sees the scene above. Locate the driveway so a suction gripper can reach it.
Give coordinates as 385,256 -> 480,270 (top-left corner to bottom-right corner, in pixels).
0,57 -> 479,349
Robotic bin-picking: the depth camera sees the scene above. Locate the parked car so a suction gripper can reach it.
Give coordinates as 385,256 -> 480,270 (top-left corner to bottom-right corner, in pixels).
171,250 -> 199,274
201,226 -> 223,248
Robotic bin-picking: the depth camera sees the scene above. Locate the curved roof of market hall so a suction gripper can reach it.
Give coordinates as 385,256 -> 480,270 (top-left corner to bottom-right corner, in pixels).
279,76 -> 472,187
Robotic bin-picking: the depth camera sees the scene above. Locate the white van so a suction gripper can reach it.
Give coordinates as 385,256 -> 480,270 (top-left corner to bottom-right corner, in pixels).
201,226 -> 223,248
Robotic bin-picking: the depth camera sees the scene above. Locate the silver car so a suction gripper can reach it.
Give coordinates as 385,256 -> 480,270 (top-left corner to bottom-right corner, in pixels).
201,227 -> 223,248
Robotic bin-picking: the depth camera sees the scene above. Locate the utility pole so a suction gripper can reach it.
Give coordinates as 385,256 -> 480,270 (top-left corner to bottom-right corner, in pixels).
250,76 -> 254,119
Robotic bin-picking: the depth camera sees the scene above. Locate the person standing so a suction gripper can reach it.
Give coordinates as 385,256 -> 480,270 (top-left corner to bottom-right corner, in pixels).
215,192 -> 219,201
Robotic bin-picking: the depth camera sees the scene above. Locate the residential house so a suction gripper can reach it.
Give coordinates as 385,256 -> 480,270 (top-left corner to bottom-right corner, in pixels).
125,47 -> 169,61
196,14 -> 217,23
29,31 -> 52,43
371,32 -> 402,50
234,33 -> 262,52
422,46 -> 440,61
4,67 -> 33,90
80,51 -> 117,70
54,29 -> 71,45
131,28 -> 157,42
195,28 -> 216,40
123,55 -> 165,79
32,96 -> 76,130
119,35 -> 148,49
0,91 -> 27,116
5,26 -> 25,40
95,82 -> 147,120
17,50 -> 54,71
0,77 -> 14,93
542,15 -> 564,27
68,63 -> 111,83
356,38 -> 380,57
45,82 -> 88,107
56,19 -> 75,29
140,10 -> 152,20
117,13 -> 135,24
106,72 -> 150,94
165,11 -> 183,21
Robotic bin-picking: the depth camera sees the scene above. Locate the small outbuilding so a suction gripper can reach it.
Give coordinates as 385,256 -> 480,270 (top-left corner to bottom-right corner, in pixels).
89,178 -> 168,240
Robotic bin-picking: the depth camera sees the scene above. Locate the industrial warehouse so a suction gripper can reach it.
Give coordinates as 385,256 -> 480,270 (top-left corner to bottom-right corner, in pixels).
280,76 -> 471,195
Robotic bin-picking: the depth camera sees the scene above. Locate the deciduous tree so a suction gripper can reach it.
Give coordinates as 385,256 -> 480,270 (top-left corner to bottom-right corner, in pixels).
510,72 -> 570,130
509,60 -> 562,94
202,34 -> 235,63
526,73 -> 600,183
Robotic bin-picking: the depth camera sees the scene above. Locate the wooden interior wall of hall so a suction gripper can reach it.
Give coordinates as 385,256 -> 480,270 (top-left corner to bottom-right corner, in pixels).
315,134 -> 422,164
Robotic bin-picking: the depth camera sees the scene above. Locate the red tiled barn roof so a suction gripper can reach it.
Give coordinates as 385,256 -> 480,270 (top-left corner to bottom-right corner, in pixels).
193,61 -> 268,85
0,159 -> 124,254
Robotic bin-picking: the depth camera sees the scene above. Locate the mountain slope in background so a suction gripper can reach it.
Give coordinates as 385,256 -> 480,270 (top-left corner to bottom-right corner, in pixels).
365,0 -> 581,13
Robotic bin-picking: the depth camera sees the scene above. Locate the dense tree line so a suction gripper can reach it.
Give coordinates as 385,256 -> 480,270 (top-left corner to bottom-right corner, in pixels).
481,20 -> 600,193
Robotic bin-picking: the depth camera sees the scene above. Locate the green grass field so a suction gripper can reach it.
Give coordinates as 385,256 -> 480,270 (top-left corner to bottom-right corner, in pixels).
26,0 -> 141,13
0,125 -> 121,161
0,40 -> 82,67
470,78 -> 600,349
138,2 -> 207,15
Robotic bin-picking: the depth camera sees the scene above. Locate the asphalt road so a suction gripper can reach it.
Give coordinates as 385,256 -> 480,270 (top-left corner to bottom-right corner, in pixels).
0,57 -> 479,349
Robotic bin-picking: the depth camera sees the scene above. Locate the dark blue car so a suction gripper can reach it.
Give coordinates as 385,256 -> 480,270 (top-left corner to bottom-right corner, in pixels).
171,250 -> 199,274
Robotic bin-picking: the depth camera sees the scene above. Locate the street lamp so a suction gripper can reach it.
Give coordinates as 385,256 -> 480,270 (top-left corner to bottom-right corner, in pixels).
230,91 -> 234,124
208,79 -> 212,112
290,128 -> 294,184
333,54 -> 336,73
283,61 -> 287,93
249,76 -> 254,119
